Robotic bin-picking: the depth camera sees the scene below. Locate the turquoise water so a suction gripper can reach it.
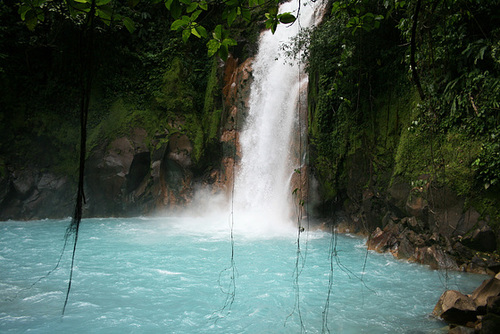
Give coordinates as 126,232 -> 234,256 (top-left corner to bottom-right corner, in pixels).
0,217 -> 488,333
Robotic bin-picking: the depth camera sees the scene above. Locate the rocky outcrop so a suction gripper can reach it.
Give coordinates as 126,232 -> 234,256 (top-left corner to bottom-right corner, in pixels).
433,274 -> 500,333
433,290 -> 478,326
366,218 -> 461,270
85,128 -> 151,216
207,56 -> 253,195
84,127 -> 201,216
0,54 -> 257,221
0,167 -> 74,220
332,174 -> 500,274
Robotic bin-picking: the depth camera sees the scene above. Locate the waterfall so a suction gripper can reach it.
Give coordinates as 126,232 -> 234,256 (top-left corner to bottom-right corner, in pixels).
233,0 -> 324,232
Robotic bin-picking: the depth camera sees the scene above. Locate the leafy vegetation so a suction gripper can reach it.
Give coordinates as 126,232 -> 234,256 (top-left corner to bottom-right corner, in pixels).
307,0 -> 500,220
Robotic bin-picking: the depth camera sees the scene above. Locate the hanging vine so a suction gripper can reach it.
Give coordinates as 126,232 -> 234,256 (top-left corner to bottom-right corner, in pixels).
62,0 -> 96,316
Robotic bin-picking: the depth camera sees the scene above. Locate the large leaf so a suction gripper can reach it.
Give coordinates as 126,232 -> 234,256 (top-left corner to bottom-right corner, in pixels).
190,9 -> 202,21
207,39 -> 221,57
170,0 -> 182,19
213,24 -> 223,40
278,12 -> 295,24
219,43 -> 228,61
186,2 -> 198,13
194,24 -> 207,38
198,1 -> 208,10
182,28 -> 191,43
171,18 -> 188,30
122,17 -> 136,33
165,0 -> 174,9
227,7 -> 237,27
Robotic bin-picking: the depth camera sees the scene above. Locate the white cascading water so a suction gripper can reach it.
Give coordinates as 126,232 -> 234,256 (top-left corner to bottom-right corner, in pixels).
232,0 -> 325,233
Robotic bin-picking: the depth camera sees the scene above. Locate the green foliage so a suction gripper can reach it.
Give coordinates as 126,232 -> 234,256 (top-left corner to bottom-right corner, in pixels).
18,0 -> 297,60
308,0 -> 500,220
472,127 -> 500,190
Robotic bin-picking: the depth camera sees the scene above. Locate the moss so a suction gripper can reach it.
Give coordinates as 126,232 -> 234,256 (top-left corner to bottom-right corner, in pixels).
155,57 -> 196,113
203,58 -> 219,116
87,98 -> 138,152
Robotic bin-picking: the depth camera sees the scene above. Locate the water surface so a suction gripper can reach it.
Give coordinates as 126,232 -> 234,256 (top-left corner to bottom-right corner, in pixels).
0,217 -> 488,333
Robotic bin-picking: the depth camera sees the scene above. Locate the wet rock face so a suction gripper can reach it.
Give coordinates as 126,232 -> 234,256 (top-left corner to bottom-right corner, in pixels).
0,168 -> 73,220
339,172 -> 500,274
85,128 -> 152,217
84,128 -> 200,215
208,56 -> 253,196
157,133 -> 194,208
366,218 -> 460,270
462,227 -> 498,253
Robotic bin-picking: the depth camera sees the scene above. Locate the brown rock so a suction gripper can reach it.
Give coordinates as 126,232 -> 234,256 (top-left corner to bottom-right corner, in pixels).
471,278 -> 500,312
366,223 -> 399,253
448,325 -> 476,334
433,290 -> 478,325
412,245 -> 459,270
480,313 -> 500,334
486,296 -> 500,315
463,227 -> 497,253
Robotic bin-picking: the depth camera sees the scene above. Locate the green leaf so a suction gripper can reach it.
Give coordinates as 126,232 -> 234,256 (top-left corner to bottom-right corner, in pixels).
19,5 -> 30,21
171,18 -> 187,30
182,28 -> 191,43
190,9 -> 202,21
96,7 -> 112,23
271,21 -> 277,34
169,0 -> 182,19
213,24 -> 223,40
227,7 -> 237,27
128,0 -> 141,7
195,24 -> 207,38
191,27 -> 201,38
24,10 -> 38,31
207,39 -> 221,57
222,38 -> 237,47
122,17 -> 136,33
186,2 -> 198,13
198,1 -> 208,10
331,1 -> 340,14
219,43 -> 229,61
165,0 -> 174,10
179,0 -> 191,4
241,8 -> 251,22
278,12 -> 295,24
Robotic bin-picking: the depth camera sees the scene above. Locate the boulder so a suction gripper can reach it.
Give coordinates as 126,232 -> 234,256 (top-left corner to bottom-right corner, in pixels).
463,227 -> 497,253
448,325 -> 476,334
433,290 -> 478,325
479,313 -> 500,334
12,168 -> 36,199
366,223 -> 399,253
412,245 -> 459,270
486,296 -> 500,315
471,278 -> 500,312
